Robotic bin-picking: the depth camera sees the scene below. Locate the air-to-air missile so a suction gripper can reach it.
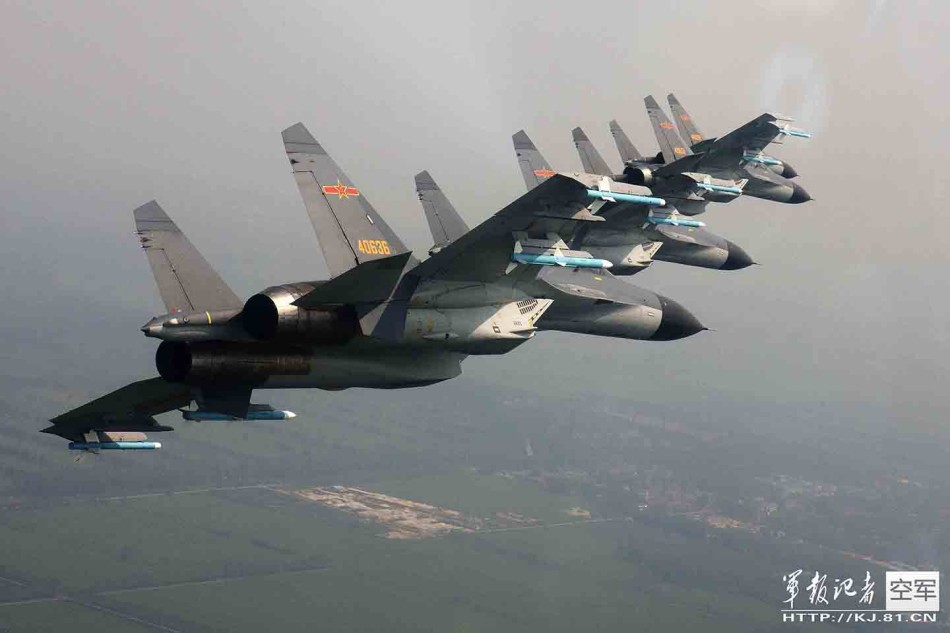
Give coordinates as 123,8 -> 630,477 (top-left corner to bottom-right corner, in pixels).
511,245 -> 612,270
647,211 -> 706,229
775,124 -> 812,139
742,152 -> 784,167
695,181 -> 744,196
586,189 -> 666,207
68,431 -> 161,451
508,236 -> 613,272
69,441 -> 162,450
740,152 -> 799,178
180,409 -> 297,421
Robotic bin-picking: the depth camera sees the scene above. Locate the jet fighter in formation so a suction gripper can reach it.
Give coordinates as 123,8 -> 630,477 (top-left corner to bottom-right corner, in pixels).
44,96 -> 810,453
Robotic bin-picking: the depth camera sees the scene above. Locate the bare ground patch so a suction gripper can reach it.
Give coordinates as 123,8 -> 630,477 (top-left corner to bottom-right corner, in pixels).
278,486 -> 542,539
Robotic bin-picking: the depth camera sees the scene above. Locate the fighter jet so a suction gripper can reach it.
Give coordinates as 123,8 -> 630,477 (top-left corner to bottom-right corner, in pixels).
415,169 -> 705,337
44,123 -> 704,452
514,130 -> 755,274
633,95 -> 812,205
666,93 -> 799,179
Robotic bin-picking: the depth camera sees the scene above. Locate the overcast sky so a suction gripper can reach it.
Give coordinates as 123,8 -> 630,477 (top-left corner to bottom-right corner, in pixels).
1,0 -> 947,419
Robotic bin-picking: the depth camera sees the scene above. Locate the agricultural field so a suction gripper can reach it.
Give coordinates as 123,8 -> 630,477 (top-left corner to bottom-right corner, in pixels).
0,469 -> 796,632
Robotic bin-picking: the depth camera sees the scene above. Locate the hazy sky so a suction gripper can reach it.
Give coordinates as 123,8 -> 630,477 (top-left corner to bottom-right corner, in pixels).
1,0 -> 947,415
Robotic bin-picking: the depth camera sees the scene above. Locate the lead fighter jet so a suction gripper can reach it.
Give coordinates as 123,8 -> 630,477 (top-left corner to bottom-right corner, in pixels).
666,93 -> 800,180
44,124 -> 704,453
614,95 -> 812,207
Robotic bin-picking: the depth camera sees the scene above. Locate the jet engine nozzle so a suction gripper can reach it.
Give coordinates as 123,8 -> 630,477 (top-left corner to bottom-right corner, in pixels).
623,166 -> 655,187
242,283 -> 358,343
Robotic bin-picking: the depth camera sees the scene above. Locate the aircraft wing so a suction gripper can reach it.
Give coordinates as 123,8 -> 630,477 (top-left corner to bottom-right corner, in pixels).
694,113 -> 798,171
42,377 -> 190,442
410,174 -> 607,283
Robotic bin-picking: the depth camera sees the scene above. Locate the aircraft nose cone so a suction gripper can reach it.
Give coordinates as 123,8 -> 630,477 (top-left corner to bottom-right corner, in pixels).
781,162 -> 799,179
788,182 -> 812,204
650,296 -> 706,341
721,240 -> 755,270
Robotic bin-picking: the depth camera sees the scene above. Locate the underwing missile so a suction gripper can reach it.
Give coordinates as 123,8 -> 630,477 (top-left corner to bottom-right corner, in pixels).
586,189 -> 666,207
67,431 -> 161,451
68,440 -> 162,450
180,409 -> 297,421
511,252 -> 613,270
697,182 -> 744,195
774,124 -> 812,138
647,212 -> 705,229
742,152 -> 783,166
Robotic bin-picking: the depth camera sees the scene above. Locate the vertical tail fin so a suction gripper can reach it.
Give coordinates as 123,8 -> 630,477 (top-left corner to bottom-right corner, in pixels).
282,123 -> 411,278
415,171 -> 470,249
644,95 -> 691,164
133,201 -> 242,314
609,119 -> 644,163
512,130 -> 556,191
667,93 -> 706,147
571,127 -> 613,176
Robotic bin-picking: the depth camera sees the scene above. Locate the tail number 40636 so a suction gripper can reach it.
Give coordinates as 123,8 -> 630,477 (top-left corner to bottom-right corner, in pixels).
357,239 -> 391,255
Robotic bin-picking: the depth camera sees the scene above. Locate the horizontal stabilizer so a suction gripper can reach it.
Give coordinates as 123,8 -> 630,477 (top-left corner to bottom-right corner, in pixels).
690,138 -> 717,153
653,152 -> 706,177
293,252 -> 414,308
